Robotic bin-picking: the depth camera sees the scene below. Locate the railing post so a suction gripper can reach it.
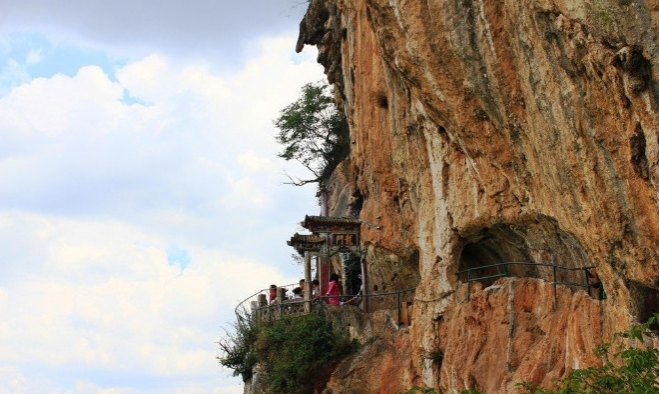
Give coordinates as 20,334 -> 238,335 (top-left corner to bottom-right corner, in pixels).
304,251 -> 312,314
258,294 -> 267,322
277,287 -> 284,319
361,256 -> 369,313
467,269 -> 471,301
552,265 -> 558,309
583,268 -> 591,297
397,291 -> 402,327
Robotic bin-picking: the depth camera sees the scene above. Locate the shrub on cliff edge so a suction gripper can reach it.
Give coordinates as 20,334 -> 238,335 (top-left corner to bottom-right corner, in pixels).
218,309 -> 357,393
217,310 -> 259,382
256,311 -> 358,394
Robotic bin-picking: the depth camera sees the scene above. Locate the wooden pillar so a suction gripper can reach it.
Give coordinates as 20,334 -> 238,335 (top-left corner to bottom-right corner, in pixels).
319,255 -> 330,299
257,294 -> 267,321
304,251 -> 312,313
277,287 -> 286,303
277,287 -> 285,319
258,293 -> 267,307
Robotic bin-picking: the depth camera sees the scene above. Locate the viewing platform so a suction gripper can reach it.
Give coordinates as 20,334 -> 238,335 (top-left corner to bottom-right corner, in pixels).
235,283 -> 416,327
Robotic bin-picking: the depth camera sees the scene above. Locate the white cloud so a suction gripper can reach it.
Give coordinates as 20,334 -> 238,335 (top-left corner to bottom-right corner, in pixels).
116,55 -> 179,102
0,26 -> 324,393
0,35 -> 320,217
0,0 -> 308,68
65,381 -> 135,394
0,59 -> 30,96
222,36 -> 322,143
0,212 -> 296,382
25,49 -> 41,65
0,288 -> 7,309
220,175 -> 268,207
0,366 -> 28,393
236,152 -> 275,174
0,65 -> 124,138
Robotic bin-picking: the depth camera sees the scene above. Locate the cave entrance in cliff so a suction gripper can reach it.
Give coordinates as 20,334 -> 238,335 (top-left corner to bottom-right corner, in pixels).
457,216 -> 592,292
630,281 -> 659,328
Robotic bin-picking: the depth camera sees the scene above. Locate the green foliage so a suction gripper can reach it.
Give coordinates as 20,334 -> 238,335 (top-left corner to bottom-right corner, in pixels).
218,309 -> 357,393
462,314 -> 659,394
217,312 -> 259,382
256,311 -> 358,394
274,81 -> 350,185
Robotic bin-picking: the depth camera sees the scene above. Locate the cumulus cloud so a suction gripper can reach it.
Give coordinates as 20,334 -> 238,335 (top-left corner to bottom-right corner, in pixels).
0,35 -> 320,219
0,212 -> 296,391
0,0 -> 309,68
0,31 -> 324,393
0,58 -> 30,96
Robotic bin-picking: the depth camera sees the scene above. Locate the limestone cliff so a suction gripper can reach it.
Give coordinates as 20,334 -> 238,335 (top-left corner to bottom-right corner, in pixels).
294,0 -> 659,392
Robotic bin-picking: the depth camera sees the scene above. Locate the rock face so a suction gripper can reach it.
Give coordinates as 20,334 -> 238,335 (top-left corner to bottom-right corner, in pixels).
436,278 -> 608,393
294,0 -> 659,392
322,308 -> 417,394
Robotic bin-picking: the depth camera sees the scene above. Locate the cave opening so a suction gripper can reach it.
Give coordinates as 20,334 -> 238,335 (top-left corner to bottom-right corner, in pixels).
630,281 -> 659,328
457,216 -> 593,293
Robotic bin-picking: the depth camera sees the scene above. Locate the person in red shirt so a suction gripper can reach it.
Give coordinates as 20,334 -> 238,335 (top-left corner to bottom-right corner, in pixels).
326,273 -> 341,306
269,284 -> 277,304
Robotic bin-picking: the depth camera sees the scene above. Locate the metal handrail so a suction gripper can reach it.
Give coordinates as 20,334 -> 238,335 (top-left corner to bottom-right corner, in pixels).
457,261 -> 599,307
457,261 -> 595,273
234,282 -> 299,315
242,287 -> 417,327
323,287 -> 417,326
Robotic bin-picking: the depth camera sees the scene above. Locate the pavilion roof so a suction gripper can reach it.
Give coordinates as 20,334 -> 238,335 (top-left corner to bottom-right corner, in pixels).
287,233 -> 326,246
301,215 -> 361,230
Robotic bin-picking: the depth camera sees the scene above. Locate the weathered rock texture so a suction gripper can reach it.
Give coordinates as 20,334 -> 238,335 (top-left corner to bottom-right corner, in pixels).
322,307 -> 417,394
294,0 -> 659,392
436,278 -> 608,393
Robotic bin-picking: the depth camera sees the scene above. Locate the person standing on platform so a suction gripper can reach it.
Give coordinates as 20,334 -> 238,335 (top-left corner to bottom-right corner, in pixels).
269,284 -> 277,304
326,273 -> 341,306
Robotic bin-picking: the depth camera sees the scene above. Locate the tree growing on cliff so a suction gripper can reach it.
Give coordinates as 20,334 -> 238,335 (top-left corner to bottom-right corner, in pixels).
274,81 -> 350,185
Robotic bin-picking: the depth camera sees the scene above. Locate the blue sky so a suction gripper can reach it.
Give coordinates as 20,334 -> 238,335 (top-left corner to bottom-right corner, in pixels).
0,32 -> 121,81
0,1 -> 324,393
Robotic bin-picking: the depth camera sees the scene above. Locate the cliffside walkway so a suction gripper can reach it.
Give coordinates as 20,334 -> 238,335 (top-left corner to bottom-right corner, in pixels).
458,262 -> 604,306
235,285 -> 416,326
